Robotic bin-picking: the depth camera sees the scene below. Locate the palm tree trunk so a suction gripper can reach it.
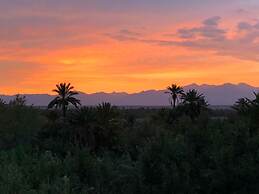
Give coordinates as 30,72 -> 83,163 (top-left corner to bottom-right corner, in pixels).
173,96 -> 176,108
62,104 -> 66,118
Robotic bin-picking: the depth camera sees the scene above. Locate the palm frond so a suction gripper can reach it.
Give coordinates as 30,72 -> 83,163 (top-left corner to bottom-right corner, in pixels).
48,97 -> 59,109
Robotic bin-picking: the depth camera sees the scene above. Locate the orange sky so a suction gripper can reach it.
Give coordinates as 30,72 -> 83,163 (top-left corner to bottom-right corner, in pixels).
1,1 -> 259,94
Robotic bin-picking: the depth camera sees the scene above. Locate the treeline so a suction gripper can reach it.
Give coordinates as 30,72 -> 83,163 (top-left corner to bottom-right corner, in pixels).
0,83 -> 259,193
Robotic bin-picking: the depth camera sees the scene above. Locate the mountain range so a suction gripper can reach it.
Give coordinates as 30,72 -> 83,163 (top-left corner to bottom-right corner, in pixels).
1,83 -> 259,106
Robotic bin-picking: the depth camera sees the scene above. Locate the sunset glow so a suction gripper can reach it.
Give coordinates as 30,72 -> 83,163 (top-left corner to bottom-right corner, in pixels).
1,0 -> 259,94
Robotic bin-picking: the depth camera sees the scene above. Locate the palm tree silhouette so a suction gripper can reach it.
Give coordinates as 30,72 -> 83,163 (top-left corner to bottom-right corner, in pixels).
181,89 -> 208,120
97,102 -> 117,124
247,92 -> 259,106
233,98 -> 250,115
48,83 -> 81,117
165,84 -> 184,108
0,98 -> 6,105
9,94 -> 26,106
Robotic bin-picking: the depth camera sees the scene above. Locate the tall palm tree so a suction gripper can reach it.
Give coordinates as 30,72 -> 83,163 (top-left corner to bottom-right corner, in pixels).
165,84 -> 184,108
181,89 -> 208,120
48,83 -> 81,117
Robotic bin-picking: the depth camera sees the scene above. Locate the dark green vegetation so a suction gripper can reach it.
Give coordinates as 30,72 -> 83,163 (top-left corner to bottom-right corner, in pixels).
1,84 -> 259,194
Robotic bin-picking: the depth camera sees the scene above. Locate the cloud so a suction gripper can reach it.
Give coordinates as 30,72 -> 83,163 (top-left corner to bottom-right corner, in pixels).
203,16 -> 221,26
237,22 -> 253,31
0,0 -> 242,13
143,17 -> 259,63
0,14 -> 102,58
236,8 -> 250,15
177,16 -> 226,41
0,1 -> 255,55
105,29 -> 144,41
104,16 -> 259,63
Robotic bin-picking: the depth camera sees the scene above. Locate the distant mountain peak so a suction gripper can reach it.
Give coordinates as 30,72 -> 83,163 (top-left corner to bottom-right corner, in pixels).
78,91 -> 87,95
221,83 -> 235,87
1,83 -> 258,106
237,82 -> 254,88
186,83 -> 200,87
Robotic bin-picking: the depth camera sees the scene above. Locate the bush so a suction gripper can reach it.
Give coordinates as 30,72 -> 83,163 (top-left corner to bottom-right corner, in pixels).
1,104 -> 259,193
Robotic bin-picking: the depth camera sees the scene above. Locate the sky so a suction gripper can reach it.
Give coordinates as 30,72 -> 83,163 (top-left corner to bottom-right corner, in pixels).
1,0 -> 259,94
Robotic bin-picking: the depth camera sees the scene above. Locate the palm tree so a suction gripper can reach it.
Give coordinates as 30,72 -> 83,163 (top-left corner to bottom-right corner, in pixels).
69,107 -> 97,148
97,102 -> 117,124
242,92 -> 259,135
0,98 -> 6,106
181,89 -> 208,120
165,84 -> 184,108
0,98 -> 6,110
9,94 -> 26,106
233,98 -> 250,115
48,83 -> 81,117
247,92 -> 259,107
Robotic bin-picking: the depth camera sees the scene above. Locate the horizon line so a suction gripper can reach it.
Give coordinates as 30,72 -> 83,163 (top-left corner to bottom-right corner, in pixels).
1,82 -> 259,96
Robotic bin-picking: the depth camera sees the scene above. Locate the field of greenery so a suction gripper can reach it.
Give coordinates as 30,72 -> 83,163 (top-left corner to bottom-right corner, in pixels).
1,83 -> 259,194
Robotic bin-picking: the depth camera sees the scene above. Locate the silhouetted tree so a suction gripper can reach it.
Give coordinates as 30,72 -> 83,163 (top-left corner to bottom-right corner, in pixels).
48,83 -> 81,117
69,107 -> 97,148
95,102 -> 122,151
96,102 -> 117,124
246,92 -> 259,129
181,89 -> 208,120
233,98 -> 250,115
45,110 -> 60,123
246,92 -> 259,107
0,98 -> 6,106
9,94 -> 26,106
165,84 -> 184,108
0,98 -> 6,111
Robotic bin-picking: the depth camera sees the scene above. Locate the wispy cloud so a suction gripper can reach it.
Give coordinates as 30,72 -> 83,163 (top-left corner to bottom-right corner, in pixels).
105,29 -> 144,41
181,18 -> 259,61
108,16 -> 259,62
177,16 -> 226,41
142,17 -> 259,62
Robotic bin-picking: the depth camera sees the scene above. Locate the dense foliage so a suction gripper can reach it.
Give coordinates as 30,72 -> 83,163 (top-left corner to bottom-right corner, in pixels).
1,91 -> 259,193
